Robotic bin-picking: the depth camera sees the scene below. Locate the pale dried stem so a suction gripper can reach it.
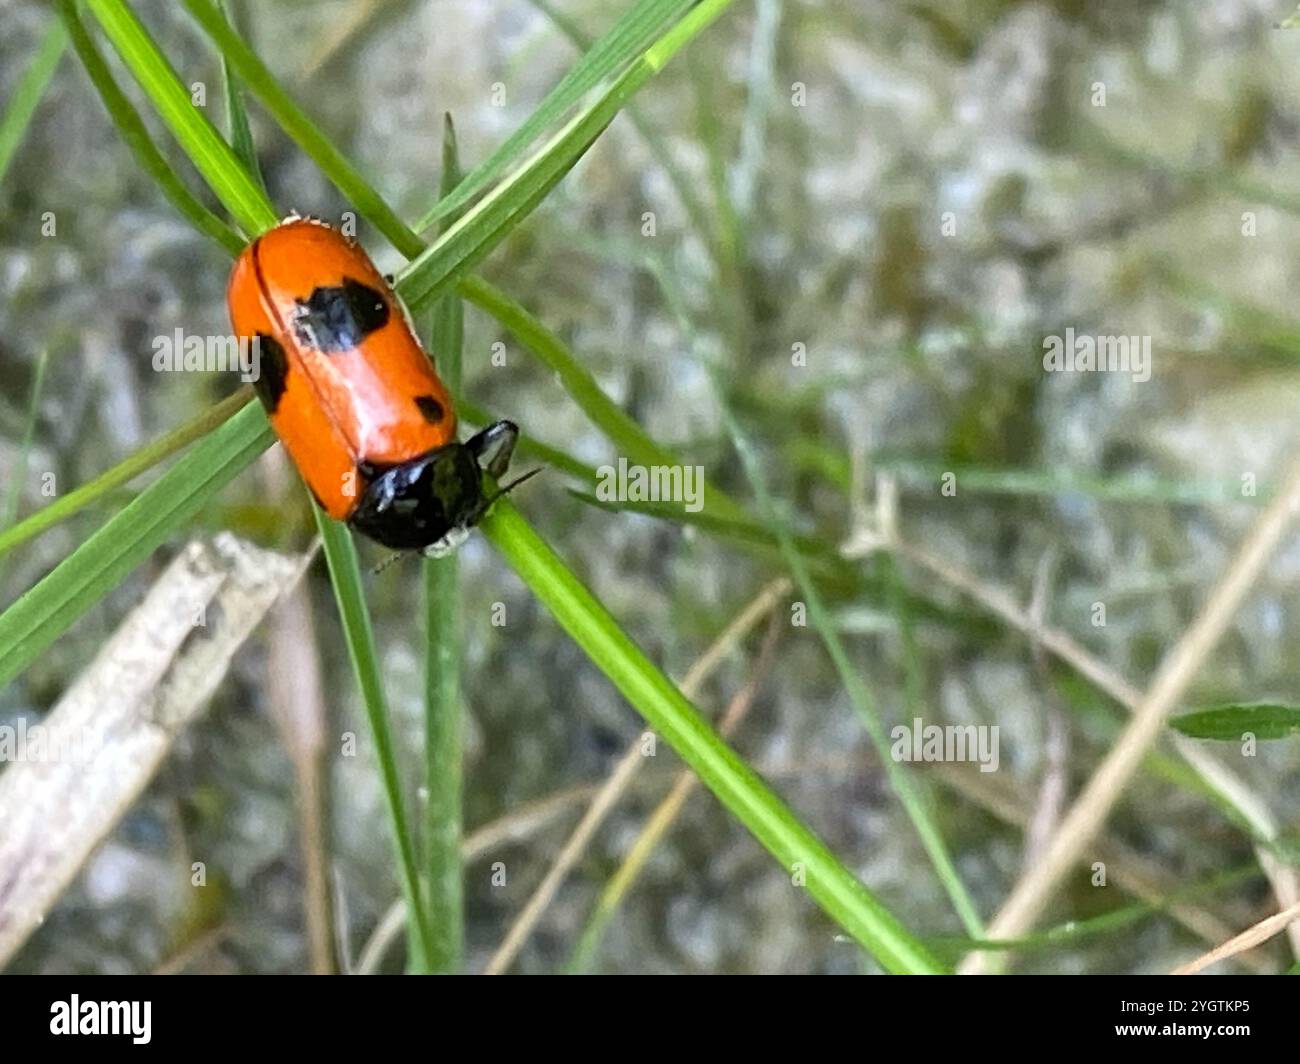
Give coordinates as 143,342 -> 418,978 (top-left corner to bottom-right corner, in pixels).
480,576 -> 791,975
953,453 -> 1300,972
1170,898 -> 1300,975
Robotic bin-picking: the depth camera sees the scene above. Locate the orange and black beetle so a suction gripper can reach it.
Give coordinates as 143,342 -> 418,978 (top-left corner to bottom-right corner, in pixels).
227,216 -> 524,554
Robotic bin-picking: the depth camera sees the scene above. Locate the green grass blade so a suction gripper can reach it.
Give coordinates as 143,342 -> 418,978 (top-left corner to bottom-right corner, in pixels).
0,20 -> 66,186
216,0 -> 265,190
481,500 -> 946,974
929,865 -> 1260,958
84,0 -> 277,236
399,109 -> 608,309
1171,703 -> 1300,741
314,510 -> 434,972
457,276 -> 745,523
69,10 -> 440,968
179,0 -> 687,331
455,277 -> 676,472
421,114 -> 466,973
397,0 -> 737,310
181,0 -> 416,255
14,0 -> 924,975
565,489 -> 856,579
524,0 -> 713,240
708,369 -> 986,939
0,403 -> 272,689
59,0 -> 244,255
0,385 -> 252,563
413,0 -> 695,231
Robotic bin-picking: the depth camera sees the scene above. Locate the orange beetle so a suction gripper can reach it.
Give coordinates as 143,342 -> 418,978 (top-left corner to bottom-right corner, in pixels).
227,216 -> 524,553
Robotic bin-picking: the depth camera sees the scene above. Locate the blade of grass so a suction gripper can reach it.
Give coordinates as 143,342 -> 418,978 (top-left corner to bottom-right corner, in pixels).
564,490 -> 1004,648
564,609 -> 783,974
216,0 -> 265,191
179,0 -> 669,343
84,0 -> 277,237
1170,703 -> 1300,742
480,499 -> 946,974
60,0 -> 243,255
730,0 -> 781,223
458,275 -> 746,522
180,59 -> 432,967
65,6 -> 580,972
314,509 -> 434,972
465,415 -> 862,585
0,387 -> 252,561
928,864 -> 1261,958
467,283 -> 666,461
401,108 -> 608,307
55,9 -> 431,955
397,0 -> 737,309
0,19 -> 67,186
565,489 -> 853,575
688,53 -> 747,355
181,0 -> 416,254
521,0 -> 713,239
35,0 -> 933,972
0,402 -> 272,689
707,367 -> 986,939
421,114 -> 466,973
413,0 -> 696,230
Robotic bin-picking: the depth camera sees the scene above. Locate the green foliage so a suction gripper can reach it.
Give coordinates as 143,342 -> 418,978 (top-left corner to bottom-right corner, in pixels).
1171,704 -> 1300,742
0,0 -> 942,973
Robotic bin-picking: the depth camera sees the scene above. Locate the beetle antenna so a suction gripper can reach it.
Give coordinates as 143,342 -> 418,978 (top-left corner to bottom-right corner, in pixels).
471,467 -> 542,524
487,467 -> 542,507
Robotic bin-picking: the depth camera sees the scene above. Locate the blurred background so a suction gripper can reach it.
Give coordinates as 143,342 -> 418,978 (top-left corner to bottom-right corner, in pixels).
2,0 -> 1300,974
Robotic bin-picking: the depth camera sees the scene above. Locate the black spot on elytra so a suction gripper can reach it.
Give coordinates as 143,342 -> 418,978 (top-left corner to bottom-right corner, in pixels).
292,276 -> 390,352
252,333 -> 289,413
415,395 -> 445,424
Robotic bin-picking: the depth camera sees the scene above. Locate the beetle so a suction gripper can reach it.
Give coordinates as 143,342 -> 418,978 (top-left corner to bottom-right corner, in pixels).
227,215 -> 530,555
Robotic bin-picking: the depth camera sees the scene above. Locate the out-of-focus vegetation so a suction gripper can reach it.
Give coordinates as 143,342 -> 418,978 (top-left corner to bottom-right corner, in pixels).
2,0 -> 1300,974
